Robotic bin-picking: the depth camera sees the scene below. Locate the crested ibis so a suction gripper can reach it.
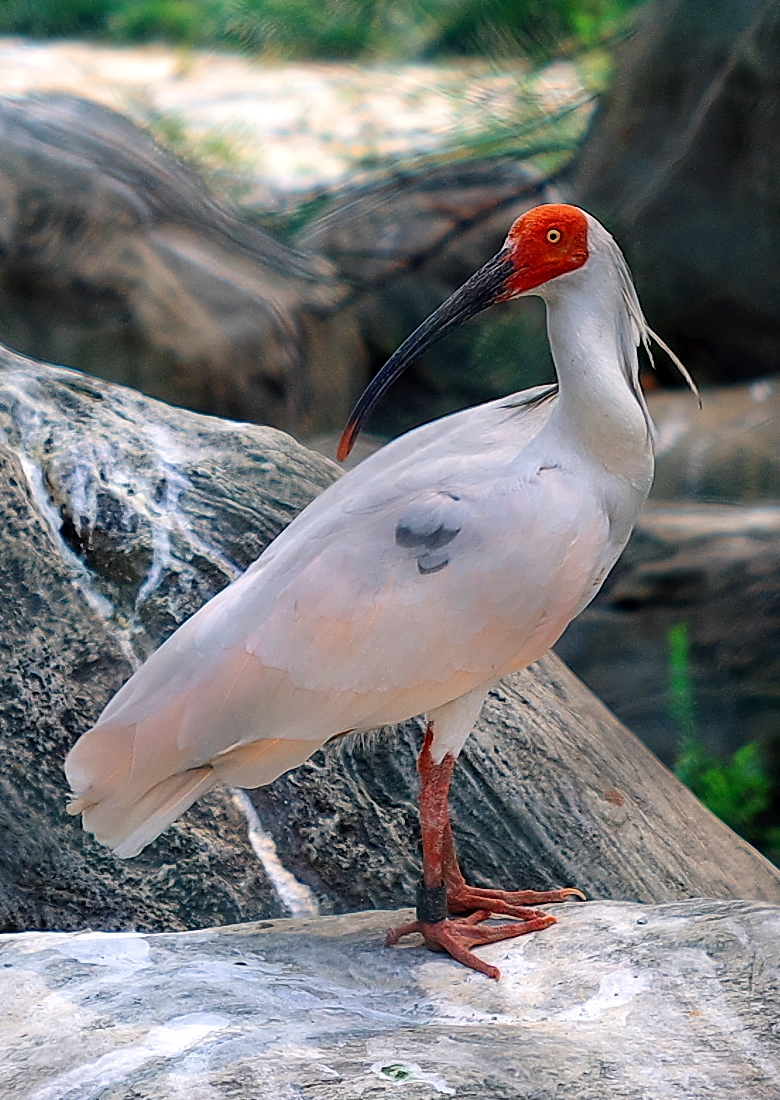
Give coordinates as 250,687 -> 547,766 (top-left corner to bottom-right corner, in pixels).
65,204 -> 697,978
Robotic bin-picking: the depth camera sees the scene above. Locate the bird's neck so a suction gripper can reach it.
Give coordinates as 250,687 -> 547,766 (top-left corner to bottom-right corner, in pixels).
542,272 -> 654,488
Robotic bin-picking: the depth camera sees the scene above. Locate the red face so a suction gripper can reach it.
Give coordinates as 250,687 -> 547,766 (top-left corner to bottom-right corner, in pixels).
500,204 -> 589,298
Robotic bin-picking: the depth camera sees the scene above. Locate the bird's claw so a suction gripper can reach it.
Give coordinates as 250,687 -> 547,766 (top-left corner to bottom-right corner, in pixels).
446,883 -> 585,919
385,910 -> 557,980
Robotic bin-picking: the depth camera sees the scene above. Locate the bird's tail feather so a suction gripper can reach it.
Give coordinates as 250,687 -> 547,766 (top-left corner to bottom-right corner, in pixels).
65,705 -> 329,857
76,765 -> 218,858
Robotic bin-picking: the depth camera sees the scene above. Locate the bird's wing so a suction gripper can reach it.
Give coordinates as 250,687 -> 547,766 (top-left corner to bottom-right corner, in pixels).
66,390 -> 613,854
86,388 -> 606,751
91,387 -> 560,732
247,459 -> 611,722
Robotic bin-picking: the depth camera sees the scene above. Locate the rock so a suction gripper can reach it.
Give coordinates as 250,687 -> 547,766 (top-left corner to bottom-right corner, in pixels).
1,898 -> 778,1099
0,343 -> 339,933
649,378 -> 780,503
2,345 -> 779,936
574,0 -> 780,385
0,92 -> 562,439
556,502 -> 780,767
0,92 -> 565,439
0,93 -> 363,435
249,657 -> 780,914
558,379 -> 780,781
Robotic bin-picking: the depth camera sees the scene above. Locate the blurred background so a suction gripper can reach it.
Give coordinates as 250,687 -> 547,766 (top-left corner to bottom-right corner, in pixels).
0,0 -> 778,863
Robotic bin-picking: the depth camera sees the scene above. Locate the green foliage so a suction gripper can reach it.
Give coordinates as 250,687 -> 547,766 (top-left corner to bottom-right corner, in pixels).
0,0 -> 228,44
230,0 -> 641,61
667,622 -> 698,749
0,0 -> 115,36
0,0 -> 645,59
231,0 -> 385,59
678,740 -> 773,839
140,108 -> 254,201
668,623 -> 778,859
108,0 -> 223,42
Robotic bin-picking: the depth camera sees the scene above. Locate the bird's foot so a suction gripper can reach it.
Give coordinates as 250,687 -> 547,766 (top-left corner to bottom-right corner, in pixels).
385,909 -> 556,980
446,880 -> 585,920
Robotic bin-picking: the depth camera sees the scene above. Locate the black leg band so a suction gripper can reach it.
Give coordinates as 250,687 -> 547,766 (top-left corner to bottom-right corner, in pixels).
416,879 -> 448,924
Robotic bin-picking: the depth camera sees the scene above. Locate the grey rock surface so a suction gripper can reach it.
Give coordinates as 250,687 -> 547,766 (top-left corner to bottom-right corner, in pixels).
250,657 -> 780,915
2,346 -> 779,937
558,501 -> 780,766
1,899 -> 778,1099
0,344 -> 338,932
575,0 -> 780,386
0,93 -> 362,435
649,378 -> 780,503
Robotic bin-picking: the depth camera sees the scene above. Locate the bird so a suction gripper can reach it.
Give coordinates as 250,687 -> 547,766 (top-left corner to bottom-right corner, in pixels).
65,203 -> 697,979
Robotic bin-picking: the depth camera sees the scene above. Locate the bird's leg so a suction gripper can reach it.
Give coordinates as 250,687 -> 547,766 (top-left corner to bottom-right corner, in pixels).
385,723 -> 564,980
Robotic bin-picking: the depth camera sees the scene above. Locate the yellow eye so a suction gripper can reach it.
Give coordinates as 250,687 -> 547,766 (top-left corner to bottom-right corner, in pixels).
547,228 -> 561,243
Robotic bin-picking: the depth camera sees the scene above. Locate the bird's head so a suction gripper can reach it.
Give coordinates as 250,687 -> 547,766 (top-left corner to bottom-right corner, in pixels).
337,203 -> 591,461
500,204 -> 590,297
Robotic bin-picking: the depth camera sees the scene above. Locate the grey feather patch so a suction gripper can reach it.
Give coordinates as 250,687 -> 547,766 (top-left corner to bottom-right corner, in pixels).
395,491 -> 464,576
418,554 -> 450,575
395,521 -> 461,551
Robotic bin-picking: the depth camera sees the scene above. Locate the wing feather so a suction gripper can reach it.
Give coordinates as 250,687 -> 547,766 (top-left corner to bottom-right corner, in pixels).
66,390 -> 623,856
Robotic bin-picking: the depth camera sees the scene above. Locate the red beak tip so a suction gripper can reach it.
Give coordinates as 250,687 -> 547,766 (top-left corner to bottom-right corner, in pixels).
336,431 -> 353,463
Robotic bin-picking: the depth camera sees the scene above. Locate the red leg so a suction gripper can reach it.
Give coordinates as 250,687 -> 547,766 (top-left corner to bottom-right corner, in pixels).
385,723 -> 584,979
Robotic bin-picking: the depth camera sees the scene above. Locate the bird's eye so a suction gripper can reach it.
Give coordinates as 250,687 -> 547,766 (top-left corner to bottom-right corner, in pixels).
547,228 -> 561,243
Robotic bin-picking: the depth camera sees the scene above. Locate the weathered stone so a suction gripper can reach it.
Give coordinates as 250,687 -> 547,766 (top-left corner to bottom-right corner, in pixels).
649,378 -> 780,503
0,92 -> 565,438
251,657 -> 780,914
1,899 -> 778,1099
574,0 -> 780,385
558,380 -> 780,779
0,93 -> 363,435
0,345 -> 338,932
557,501 -> 780,767
2,346 -> 779,938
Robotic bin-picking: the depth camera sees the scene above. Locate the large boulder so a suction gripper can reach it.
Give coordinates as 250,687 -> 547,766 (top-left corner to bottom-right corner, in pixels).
574,0 -> 780,385
557,501 -> 780,766
1,345 -> 778,936
0,93 -> 362,435
0,345 -> 338,933
1,899 -> 778,1099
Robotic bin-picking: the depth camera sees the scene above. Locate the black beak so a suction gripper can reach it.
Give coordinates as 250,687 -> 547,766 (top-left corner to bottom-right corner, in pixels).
338,249 -> 515,460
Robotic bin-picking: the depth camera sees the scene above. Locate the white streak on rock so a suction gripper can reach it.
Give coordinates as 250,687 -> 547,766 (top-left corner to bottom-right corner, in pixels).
134,421 -> 242,608
1,368 -> 243,660
53,930 -> 151,973
30,1013 -> 230,1100
16,451 -> 115,622
1,371 -> 117,622
232,789 -> 319,918
556,968 -> 651,1021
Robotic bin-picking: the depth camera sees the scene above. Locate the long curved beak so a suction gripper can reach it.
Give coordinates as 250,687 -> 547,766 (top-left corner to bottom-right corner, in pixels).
337,249 -> 515,461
